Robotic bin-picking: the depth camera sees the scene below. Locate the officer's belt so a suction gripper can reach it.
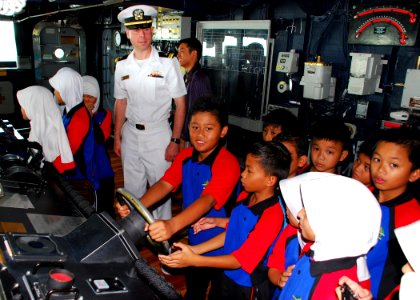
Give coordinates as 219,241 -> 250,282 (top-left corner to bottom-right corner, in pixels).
127,119 -> 168,130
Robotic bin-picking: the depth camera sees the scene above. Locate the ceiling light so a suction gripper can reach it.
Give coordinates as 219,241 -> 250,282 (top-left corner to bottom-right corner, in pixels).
0,0 -> 26,16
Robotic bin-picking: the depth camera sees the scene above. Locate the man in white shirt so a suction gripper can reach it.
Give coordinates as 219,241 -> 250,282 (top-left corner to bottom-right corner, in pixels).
114,5 -> 186,220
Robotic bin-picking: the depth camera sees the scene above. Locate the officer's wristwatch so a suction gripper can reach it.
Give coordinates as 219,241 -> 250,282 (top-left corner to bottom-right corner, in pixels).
170,137 -> 181,144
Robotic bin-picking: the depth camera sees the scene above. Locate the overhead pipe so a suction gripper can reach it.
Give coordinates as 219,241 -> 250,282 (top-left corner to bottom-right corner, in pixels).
16,0 -> 124,22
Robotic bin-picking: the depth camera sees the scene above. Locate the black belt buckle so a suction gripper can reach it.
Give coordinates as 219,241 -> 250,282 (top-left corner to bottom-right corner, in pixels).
135,124 -> 145,130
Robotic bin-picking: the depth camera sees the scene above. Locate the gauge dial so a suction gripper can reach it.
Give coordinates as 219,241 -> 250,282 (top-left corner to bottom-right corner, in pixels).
114,30 -> 121,47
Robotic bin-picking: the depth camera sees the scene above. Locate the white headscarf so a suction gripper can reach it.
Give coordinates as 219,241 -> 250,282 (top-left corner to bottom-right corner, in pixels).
280,172 -> 337,220
280,172 -> 337,249
395,220 -> 420,300
82,75 -> 100,113
280,172 -> 381,261
49,67 -> 83,113
16,86 -> 74,165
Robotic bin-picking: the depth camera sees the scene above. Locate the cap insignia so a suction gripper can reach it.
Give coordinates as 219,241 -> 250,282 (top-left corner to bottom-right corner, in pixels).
133,9 -> 144,21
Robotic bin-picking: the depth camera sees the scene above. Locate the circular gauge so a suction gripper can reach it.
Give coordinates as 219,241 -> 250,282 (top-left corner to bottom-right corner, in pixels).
114,30 -> 121,47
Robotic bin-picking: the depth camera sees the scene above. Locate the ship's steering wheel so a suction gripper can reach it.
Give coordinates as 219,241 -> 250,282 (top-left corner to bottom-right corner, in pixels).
116,188 -> 171,255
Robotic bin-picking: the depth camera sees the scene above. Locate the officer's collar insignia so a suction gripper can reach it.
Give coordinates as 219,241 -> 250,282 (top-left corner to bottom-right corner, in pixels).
133,9 -> 144,21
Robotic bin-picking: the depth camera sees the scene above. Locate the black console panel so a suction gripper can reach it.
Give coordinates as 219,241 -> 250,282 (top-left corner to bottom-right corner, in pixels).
0,214 -> 179,300
0,120 -> 180,300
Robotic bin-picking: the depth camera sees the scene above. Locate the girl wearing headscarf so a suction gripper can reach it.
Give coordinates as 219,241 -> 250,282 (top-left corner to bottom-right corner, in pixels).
278,173 -> 381,300
335,220 -> 420,300
395,220 -> 420,300
49,67 -> 98,189
83,75 -> 115,217
16,85 -> 75,174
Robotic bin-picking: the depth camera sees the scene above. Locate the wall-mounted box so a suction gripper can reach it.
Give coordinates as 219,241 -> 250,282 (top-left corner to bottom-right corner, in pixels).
401,69 -> 420,110
154,15 -> 191,41
348,52 -> 387,95
275,50 -> 299,73
300,61 -> 332,100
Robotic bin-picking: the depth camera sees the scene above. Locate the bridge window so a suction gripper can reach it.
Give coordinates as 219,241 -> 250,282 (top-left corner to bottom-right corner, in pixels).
0,21 -> 18,69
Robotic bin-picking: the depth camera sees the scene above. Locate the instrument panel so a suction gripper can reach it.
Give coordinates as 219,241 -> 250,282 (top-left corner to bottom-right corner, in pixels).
348,5 -> 419,46
0,119 -> 180,300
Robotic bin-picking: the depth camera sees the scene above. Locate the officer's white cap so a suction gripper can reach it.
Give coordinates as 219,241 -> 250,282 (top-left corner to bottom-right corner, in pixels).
117,5 -> 157,29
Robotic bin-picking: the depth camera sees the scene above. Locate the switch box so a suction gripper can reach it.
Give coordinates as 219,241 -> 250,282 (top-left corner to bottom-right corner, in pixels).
355,100 -> 369,119
348,53 -> 387,95
154,15 -> 191,41
276,50 -> 299,73
300,61 -> 332,100
401,69 -> 420,110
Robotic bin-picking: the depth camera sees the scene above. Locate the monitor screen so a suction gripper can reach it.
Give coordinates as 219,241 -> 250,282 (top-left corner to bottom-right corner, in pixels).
0,21 -> 18,69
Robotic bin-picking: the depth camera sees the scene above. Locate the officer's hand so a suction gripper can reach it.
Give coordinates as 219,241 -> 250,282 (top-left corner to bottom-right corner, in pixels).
114,138 -> 121,157
165,142 -> 179,162
114,201 -> 130,218
147,220 -> 174,242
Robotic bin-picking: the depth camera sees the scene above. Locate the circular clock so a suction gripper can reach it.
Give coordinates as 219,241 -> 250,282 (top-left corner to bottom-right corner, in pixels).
113,30 -> 121,47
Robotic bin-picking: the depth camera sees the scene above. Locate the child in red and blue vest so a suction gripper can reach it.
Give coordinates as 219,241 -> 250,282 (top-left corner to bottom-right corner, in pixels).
395,220 -> 420,299
116,96 -> 241,300
83,75 -> 115,217
16,85 -> 75,173
267,132 -> 310,298
261,108 -> 299,142
49,67 -> 97,190
278,173 -> 381,300
159,141 -> 291,300
367,127 -> 420,299
351,137 -> 377,191
299,117 -> 351,175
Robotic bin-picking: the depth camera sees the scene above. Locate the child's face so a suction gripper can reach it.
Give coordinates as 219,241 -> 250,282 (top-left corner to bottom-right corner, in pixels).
286,207 -> 299,228
297,208 -> 315,241
262,124 -> 281,142
371,141 -> 420,202
310,139 -> 348,173
54,90 -> 64,105
282,141 -> 307,178
241,154 -> 270,193
21,107 -> 29,121
189,111 -> 227,160
83,95 -> 97,114
352,153 -> 372,187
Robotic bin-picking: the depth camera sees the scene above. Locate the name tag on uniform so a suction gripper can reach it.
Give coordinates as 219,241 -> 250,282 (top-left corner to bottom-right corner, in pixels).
121,75 -> 129,80
148,71 -> 164,78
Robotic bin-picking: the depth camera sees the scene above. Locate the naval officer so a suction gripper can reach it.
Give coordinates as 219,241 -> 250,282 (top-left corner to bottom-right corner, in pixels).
113,5 -> 186,221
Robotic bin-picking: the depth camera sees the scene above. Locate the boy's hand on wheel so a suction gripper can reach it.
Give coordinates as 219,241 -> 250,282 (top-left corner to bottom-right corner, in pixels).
114,202 -> 130,218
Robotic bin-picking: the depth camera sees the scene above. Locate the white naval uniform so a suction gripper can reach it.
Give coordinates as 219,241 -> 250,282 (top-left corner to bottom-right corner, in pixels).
114,46 -> 186,220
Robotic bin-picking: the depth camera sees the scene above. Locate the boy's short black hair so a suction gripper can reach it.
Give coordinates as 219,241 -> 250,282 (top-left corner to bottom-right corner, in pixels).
309,117 -> 351,150
190,96 -> 228,128
262,108 -> 299,134
274,132 -> 309,157
357,137 -> 377,158
179,37 -> 203,61
376,127 -> 420,171
247,141 -> 291,181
